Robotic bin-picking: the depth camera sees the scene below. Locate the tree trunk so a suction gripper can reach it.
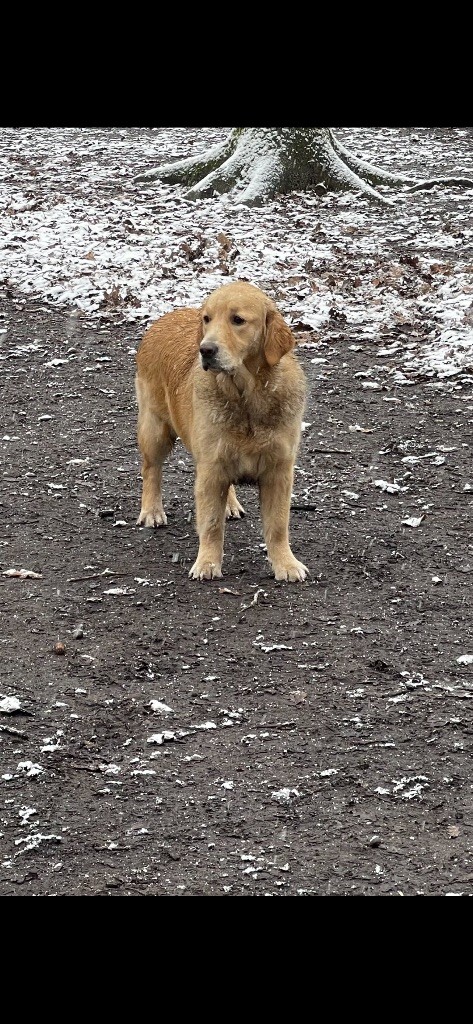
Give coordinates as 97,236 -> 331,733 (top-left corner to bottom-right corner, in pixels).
135,127 -> 473,207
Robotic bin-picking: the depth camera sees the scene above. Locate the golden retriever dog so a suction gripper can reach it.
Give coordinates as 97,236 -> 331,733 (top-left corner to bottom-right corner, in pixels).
135,281 -> 308,582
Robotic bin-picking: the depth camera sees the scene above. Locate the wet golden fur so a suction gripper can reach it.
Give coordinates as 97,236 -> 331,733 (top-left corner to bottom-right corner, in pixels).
135,281 -> 308,581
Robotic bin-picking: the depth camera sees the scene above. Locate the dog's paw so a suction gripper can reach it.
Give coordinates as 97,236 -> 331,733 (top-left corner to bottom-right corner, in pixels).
189,559 -> 223,581
136,509 -> 167,528
272,558 -> 309,582
225,487 -> 245,519
225,499 -> 245,520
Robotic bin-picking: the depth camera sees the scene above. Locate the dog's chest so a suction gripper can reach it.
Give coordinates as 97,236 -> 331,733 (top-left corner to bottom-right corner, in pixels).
211,391 -> 286,441
207,393 -> 299,478
192,367 -> 305,477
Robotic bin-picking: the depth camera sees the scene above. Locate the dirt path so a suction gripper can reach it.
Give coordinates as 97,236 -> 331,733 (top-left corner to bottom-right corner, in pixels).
1,292 -> 472,895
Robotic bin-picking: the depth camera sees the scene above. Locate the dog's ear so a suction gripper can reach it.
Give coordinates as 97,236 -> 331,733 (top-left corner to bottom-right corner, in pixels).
264,309 -> 295,367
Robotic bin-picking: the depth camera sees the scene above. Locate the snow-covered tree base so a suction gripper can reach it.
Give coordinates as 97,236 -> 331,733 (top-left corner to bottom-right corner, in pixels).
135,128 -> 473,206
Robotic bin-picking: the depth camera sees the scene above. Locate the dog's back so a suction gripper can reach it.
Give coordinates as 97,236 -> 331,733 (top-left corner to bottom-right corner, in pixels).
136,308 -> 200,448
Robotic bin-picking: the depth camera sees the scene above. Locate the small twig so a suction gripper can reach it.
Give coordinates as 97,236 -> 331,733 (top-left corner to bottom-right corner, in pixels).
66,570 -> 129,583
0,724 -> 28,739
257,720 -> 297,729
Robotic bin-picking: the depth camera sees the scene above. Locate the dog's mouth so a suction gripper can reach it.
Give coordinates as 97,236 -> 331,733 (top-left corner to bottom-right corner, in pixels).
200,347 -> 230,373
200,353 -> 220,372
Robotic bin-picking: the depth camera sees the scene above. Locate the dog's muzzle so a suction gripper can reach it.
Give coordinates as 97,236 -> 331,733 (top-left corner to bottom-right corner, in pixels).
199,340 -> 219,371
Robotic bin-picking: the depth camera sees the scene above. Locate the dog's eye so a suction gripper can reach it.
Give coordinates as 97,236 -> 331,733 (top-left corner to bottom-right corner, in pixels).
232,315 -> 245,325
202,315 -> 210,324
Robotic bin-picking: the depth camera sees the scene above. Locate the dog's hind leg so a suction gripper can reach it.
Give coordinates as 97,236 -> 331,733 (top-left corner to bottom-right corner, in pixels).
136,405 -> 175,528
225,485 -> 245,519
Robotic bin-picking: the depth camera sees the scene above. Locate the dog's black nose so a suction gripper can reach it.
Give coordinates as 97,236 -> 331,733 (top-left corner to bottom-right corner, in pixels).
200,341 -> 218,369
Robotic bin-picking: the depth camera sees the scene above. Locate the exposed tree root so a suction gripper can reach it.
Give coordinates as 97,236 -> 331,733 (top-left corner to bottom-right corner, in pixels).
405,177 -> 473,192
135,128 -> 473,207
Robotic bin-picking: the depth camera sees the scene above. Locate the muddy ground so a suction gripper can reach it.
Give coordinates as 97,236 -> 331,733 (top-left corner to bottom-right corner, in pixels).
1,282 -> 472,896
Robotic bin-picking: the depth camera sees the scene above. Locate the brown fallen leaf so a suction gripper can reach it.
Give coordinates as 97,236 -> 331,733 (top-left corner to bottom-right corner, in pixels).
216,232 -> 234,253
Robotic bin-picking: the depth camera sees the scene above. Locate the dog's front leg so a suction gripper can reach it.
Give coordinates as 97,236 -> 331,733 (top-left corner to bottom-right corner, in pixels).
189,466 -> 228,580
259,466 -> 309,582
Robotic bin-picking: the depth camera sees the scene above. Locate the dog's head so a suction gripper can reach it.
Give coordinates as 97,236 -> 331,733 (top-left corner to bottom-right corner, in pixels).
197,282 -> 295,373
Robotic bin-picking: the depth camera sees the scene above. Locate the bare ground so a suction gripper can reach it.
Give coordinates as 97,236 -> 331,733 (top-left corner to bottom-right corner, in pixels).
1,284 -> 472,896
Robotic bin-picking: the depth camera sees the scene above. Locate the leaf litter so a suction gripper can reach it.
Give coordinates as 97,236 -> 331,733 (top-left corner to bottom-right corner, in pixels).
1,128 -> 473,896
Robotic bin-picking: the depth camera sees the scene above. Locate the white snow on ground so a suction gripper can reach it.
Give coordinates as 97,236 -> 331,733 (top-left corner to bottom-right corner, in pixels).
0,126 -> 472,379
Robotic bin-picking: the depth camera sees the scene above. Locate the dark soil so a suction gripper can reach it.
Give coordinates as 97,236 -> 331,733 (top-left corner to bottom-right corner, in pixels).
1,283 -> 472,896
